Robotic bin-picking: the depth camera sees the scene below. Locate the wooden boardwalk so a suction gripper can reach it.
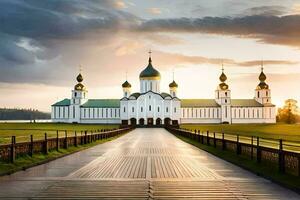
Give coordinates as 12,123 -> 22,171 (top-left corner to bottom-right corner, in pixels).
0,128 -> 299,199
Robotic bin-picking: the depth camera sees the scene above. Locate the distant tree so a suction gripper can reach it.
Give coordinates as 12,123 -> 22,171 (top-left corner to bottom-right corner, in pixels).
0,108 -> 50,120
277,99 -> 299,124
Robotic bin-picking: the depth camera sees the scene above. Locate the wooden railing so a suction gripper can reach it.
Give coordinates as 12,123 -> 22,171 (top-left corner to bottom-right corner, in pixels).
0,127 -> 133,163
166,126 -> 300,177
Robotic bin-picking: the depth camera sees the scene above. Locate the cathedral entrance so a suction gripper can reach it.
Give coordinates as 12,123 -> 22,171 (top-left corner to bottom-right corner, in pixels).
156,118 -> 162,125
164,118 -> 171,126
130,118 -> 137,125
139,118 -> 145,125
147,118 -> 154,126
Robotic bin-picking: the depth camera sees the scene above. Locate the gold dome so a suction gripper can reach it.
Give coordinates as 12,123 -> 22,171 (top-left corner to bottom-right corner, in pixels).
74,83 -> 85,91
77,73 -> 83,82
219,72 -> 227,82
169,80 -> 178,88
219,82 -> 229,90
259,71 -> 266,82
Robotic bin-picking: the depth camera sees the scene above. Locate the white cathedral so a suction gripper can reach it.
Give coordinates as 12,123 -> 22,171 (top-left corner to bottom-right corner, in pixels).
51,53 -> 276,125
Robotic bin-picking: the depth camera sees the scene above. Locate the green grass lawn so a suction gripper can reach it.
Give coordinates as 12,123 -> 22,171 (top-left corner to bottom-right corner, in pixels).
180,123 -> 300,142
0,123 -> 119,144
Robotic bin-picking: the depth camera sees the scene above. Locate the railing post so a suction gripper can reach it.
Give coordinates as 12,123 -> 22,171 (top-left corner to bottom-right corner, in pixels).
56,130 -> 59,151
213,132 -> 216,148
64,130 -> 68,149
251,136 -> 254,160
44,133 -> 48,154
10,136 -> 16,163
222,133 -> 226,150
201,132 -> 204,144
236,135 -> 241,155
29,135 -> 33,157
84,131 -> 87,144
257,137 -> 261,163
206,131 -> 210,145
279,139 -> 285,173
197,130 -> 201,142
74,131 -> 78,147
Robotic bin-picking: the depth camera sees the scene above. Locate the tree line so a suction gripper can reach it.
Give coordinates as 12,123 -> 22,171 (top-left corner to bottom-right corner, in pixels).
0,108 -> 50,120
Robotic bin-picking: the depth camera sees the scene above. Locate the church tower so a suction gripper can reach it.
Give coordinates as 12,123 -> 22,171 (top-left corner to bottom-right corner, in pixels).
255,63 -> 271,104
215,65 -> 231,123
122,80 -> 131,98
169,80 -> 178,97
70,70 -> 88,123
139,51 -> 161,93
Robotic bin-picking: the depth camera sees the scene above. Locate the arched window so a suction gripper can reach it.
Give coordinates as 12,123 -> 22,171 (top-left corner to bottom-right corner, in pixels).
225,99 -> 227,103
132,107 -> 134,112
166,107 -> 169,113
266,91 -> 268,96
123,107 -> 126,113
174,107 -> 176,113
74,92 -> 77,97
149,105 -> 151,111
257,91 -> 260,98
141,107 -> 143,112
125,92 -> 127,97
225,92 -> 227,96
157,107 -> 160,112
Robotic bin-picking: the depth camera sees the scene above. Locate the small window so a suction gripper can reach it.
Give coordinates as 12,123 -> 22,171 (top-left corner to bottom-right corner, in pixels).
266,91 -> 268,96
141,107 -> 143,112
149,95 -> 151,99
157,107 -> 160,112
174,107 -> 176,113
225,92 -> 227,96
257,91 -> 260,98
225,99 -> 227,103
132,107 -> 134,112
74,92 -> 77,97
125,92 -> 127,97
166,107 -> 169,113
123,107 -> 126,113
149,105 -> 151,111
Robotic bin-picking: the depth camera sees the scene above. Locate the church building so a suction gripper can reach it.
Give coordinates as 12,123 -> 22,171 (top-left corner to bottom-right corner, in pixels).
51,53 -> 276,125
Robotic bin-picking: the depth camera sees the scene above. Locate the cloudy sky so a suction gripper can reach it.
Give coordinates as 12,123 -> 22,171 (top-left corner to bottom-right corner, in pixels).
1,0 -> 300,112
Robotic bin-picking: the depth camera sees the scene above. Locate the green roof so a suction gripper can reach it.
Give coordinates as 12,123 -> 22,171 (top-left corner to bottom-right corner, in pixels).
81,99 -> 120,108
52,99 -> 70,106
231,99 -> 263,107
181,99 -> 220,107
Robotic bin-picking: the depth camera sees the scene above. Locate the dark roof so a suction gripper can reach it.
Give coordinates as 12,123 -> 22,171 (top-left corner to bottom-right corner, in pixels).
139,57 -> 161,79
161,92 -> 172,98
81,99 -> 120,108
181,99 -> 220,107
129,93 -> 141,99
231,99 -> 263,107
52,99 -> 70,106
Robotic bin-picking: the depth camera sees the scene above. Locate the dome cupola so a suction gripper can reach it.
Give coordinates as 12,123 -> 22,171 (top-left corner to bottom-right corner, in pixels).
169,80 -> 178,88
74,70 -> 85,91
139,51 -> 161,80
218,66 -> 229,90
257,65 -> 269,89
122,80 -> 131,88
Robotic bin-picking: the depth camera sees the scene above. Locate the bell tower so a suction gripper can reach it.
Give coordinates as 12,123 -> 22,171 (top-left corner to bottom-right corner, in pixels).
255,62 -> 271,104
215,65 -> 231,123
70,67 -> 87,123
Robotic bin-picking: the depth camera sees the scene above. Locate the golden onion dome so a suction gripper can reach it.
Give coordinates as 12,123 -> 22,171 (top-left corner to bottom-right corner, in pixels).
74,83 -> 85,91
169,80 -> 178,88
219,72 -> 227,82
259,71 -> 266,82
77,73 -> 83,82
257,82 -> 269,90
219,82 -> 229,90
122,80 -> 131,88
139,57 -> 161,79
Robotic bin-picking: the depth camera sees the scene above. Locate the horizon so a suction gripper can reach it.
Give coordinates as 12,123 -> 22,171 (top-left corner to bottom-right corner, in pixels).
1,0 -> 300,112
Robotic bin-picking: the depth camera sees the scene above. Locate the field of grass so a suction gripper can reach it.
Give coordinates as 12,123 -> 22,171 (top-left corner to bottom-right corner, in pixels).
180,123 -> 300,142
0,123 -> 119,144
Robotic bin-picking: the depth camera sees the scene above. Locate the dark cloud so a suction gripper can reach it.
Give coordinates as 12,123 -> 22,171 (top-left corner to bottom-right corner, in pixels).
242,6 -> 287,16
139,15 -> 300,47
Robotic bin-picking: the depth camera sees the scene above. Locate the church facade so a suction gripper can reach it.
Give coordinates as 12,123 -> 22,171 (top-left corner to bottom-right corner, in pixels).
51,54 -> 276,125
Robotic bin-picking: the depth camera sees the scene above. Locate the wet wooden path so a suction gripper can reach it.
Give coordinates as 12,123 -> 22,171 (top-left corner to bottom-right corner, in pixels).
0,128 -> 299,199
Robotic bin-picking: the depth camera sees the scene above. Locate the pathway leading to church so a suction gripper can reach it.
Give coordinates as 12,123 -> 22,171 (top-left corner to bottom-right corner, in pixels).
0,128 -> 299,199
